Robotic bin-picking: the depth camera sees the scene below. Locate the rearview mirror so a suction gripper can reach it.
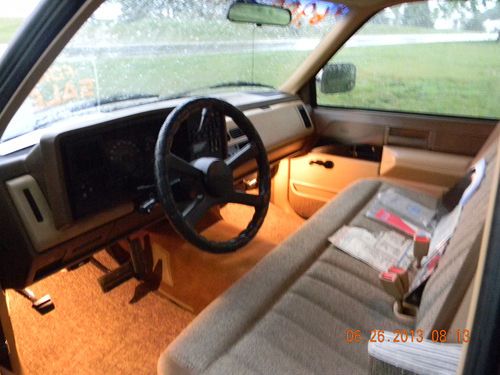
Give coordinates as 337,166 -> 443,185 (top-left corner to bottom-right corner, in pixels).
319,63 -> 356,94
227,2 -> 291,27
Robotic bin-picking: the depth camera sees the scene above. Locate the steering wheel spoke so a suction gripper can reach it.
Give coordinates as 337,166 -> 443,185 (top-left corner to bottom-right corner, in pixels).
167,154 -> 203,179
182,195 -> 216,227
229,190 -> 263,207
225,142 -> 257,170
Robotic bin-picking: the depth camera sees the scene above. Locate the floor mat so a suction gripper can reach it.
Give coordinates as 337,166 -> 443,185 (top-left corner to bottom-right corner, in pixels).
7,203 -> 303,374
7,253 -> 194,375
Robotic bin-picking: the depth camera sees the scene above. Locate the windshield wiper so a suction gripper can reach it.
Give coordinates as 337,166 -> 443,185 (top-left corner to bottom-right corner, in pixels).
206,81 -> 275,90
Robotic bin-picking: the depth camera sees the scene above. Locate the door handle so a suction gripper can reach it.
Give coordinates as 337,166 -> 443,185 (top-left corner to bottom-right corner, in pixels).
309,160 -> 334,169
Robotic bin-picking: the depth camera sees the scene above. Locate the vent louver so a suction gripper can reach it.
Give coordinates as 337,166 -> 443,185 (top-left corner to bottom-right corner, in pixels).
228,127 -> 245,139
297,106 -> 312,129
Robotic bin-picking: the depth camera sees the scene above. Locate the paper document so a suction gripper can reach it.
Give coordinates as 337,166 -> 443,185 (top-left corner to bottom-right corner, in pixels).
426,204 -> 462,262
329,226 -> 413,272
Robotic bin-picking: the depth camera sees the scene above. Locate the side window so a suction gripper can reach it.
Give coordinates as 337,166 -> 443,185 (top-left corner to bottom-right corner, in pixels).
317,0 -> 500,119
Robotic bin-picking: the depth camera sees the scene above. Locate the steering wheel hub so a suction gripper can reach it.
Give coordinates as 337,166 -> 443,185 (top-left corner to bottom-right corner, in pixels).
192,157 -> 234,197
207,160 -> 233,197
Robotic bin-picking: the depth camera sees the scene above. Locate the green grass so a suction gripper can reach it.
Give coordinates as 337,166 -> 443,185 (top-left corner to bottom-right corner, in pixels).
35,41 -> 499,121
318,42 -> 500,119
0,17 -> 23,43
35,50 -> 308,103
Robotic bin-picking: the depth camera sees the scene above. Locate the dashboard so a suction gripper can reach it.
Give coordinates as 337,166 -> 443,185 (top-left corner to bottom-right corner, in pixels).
0,92 -> 314,288
61,110 -> 227,220
62,118 -> 162,219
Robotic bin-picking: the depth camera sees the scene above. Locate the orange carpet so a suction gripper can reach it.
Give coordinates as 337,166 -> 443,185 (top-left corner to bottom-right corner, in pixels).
7,203 -> 303,374
149,203 -> 304,313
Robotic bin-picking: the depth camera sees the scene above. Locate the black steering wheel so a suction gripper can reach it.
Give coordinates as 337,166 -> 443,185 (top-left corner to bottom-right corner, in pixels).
154,97 -> 271,253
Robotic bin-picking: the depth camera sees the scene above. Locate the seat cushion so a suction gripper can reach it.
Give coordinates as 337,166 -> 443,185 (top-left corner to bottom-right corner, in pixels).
158,179 -> 432,375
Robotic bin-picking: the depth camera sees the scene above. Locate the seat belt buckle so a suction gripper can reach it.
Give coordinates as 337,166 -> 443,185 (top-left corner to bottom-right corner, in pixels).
379,271 -> 404,311
413,231 -> 431,268
388,266 -> 409,293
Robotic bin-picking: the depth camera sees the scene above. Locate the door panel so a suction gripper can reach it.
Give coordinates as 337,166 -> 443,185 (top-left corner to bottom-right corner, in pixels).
289,151 -> 379,218
313,108 -> 496,156
286,107 -> 496,218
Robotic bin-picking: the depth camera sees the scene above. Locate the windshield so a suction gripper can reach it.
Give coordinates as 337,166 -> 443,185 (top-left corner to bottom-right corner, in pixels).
1,0 -> 349,142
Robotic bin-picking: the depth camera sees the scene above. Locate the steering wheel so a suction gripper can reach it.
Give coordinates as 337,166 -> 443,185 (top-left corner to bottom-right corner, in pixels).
154,97 -> 271,253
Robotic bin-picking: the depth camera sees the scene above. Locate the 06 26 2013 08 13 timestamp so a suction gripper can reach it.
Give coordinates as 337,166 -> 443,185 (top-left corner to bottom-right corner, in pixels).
345,328 -> 471,344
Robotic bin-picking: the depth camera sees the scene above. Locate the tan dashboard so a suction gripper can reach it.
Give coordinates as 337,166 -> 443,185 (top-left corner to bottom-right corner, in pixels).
5,99 -> 313,254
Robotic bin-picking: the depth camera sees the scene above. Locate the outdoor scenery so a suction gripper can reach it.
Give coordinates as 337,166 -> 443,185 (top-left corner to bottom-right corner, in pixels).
0,0 -> 499,141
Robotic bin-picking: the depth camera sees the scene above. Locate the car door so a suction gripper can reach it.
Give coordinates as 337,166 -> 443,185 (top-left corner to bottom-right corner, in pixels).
287,0 -> 499,218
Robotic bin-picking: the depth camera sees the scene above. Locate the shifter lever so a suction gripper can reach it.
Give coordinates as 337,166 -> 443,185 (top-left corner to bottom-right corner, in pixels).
138,197 -> 157,214
136,184 -> 158,214
136,184 -> 156,191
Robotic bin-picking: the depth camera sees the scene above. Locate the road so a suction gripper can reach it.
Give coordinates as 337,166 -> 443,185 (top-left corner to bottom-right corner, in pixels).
0,32 -> 497,59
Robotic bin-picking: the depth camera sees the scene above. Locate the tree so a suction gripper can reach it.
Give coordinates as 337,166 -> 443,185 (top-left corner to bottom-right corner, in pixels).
371,9 -> 391,25
438,0 -> 499,31
401,2 -> 434,28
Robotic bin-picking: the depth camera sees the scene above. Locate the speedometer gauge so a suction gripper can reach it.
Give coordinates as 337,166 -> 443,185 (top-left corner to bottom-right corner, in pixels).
106,139 -> 141,175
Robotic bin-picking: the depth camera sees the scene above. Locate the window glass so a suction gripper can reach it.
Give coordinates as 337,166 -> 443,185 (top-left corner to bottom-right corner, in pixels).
317,1 -> 500,119
2,0 -> 349,142
0,0 -> 41,58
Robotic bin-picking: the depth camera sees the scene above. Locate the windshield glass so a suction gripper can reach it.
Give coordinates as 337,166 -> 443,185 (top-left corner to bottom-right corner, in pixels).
2,0 -> 349,142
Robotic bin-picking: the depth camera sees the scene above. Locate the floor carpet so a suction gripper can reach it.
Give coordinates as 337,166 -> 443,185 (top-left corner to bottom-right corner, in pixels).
7,203 -> 303,375
149,203 -> 304,313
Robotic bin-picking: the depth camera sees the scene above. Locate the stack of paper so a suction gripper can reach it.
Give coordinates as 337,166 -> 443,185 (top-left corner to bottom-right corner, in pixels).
329,226 -> 413,272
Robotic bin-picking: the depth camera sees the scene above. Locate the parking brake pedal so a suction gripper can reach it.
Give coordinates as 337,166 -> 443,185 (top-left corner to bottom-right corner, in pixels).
16,288 -> 55,315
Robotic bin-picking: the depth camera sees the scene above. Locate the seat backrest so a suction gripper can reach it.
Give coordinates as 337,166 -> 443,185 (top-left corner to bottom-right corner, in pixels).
416,124 -> 499,336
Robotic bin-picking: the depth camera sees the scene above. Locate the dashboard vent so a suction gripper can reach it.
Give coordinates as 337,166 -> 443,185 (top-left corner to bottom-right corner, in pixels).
23,188 -> 43,222
297,106 -> 312,129
228,127 -> 244,139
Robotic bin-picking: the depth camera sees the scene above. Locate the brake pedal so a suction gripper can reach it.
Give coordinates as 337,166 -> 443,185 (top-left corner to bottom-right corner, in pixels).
97,262 -> 134,293
16,288 -> 55,315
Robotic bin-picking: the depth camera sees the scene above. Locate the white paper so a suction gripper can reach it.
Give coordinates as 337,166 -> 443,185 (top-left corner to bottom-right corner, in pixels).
425,204 -> 462,263
329,226 -> 413,272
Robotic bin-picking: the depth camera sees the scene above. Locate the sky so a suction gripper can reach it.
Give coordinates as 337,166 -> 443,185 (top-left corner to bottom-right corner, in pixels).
0,0 -> 40,18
